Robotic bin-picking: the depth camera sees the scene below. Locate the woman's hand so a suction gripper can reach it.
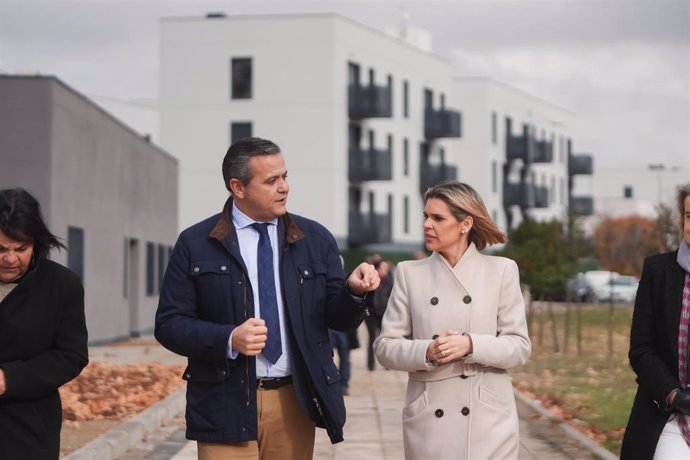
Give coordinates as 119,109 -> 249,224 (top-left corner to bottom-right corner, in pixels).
426,330 -> 472,364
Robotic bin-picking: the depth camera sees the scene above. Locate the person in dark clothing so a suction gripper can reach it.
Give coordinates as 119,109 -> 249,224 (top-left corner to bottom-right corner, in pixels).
0,188 -> 89,460
155,137 -> 380,459
621,183 -> 690,459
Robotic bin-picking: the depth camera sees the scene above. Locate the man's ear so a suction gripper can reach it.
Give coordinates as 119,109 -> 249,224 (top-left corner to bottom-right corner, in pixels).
229,178 -> 245,199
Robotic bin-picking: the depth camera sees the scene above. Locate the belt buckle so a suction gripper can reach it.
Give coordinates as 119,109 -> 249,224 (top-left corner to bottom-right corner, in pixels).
257,377 -> 274,390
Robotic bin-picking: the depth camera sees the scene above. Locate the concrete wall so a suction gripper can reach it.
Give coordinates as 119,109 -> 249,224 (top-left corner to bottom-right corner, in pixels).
0,76 -> 178,343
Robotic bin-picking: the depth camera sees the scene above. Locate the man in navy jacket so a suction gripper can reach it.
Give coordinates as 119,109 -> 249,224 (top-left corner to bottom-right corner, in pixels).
155,137 -> 379,459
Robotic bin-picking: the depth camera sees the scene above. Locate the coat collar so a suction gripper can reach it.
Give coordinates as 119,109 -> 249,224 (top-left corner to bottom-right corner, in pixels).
665,249 -> 686,362
430,243 -> 481,294
209,196 -> 305,245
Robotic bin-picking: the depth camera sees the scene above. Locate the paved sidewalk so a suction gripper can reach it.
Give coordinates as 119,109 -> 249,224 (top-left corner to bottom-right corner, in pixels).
113,331 -> 603,460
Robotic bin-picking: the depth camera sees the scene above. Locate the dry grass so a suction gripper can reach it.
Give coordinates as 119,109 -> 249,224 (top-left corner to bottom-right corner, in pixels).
511,302 -> 636,455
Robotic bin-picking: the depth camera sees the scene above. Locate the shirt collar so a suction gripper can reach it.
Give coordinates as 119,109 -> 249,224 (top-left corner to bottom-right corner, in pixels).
232,202 -> 278,230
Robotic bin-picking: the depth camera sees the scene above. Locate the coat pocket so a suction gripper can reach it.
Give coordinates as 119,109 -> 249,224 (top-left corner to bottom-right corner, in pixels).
402,380 -> 428,419
478,383 -> 511,415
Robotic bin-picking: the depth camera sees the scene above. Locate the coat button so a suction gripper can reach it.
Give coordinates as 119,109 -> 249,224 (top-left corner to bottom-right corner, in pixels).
435,409 -> 444,418
432,334 -> 439,340
219,370 -> 227,377
430,297 -> 439,305
463,295 -> 472,304
193,267 -> 200,273
461,407 -> 470,416
221,265 -> 227,271
304,270 -> 310,276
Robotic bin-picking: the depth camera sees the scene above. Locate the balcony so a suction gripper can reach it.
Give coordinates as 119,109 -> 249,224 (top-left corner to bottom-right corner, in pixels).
534,140 -> 554,163
424,109 -> 461,140
503,182 -> 531,208
534,185 -> 549,208
347,211 -> 392,247
570,196 -> 594,215
419,161 -> 457,194
349,146 -> 392,182
506,126 -> 536,163
348,84 -> 392,120
569,154 -> 593,175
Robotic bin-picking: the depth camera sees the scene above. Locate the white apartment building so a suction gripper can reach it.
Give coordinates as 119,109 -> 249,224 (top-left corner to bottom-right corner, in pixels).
160,13 -> 592,250
450,78 -> 592,231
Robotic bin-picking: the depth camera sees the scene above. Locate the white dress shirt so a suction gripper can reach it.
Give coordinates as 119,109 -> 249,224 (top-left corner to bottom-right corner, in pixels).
227,203 -> 293,378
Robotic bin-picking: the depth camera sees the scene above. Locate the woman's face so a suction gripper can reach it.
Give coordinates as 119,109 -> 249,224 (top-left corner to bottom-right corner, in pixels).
423,198 -> 468,254
0,231 -> 34,283
683,196 -> 690,244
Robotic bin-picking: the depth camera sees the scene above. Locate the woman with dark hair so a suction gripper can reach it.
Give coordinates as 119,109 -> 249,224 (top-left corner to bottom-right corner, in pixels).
0,188 -> 88,459
374,182 -> 531,459
622,183 -> 690,459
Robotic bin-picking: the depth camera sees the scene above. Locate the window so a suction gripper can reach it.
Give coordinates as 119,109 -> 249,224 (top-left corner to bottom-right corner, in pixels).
440,93 -> 445,110
624,186 -> 633,198
492,160 -> 497,193
403,80 -> 409,118
146,241 -> 155,296
231,58 -> 252,99
491,112 -> 497,144
387,74 -> 393,114
67,226 -> 84,281
403,138 -> 409,176
348,62 -> 360,86
403,196 -> 409,234
424,88 -> 433,110
123,238 -> 129,298
231,122 -> 252,144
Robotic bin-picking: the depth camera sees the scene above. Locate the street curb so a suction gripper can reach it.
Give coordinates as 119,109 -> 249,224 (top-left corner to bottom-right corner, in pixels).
514,389 -> 618,460
64,388 -> 186,460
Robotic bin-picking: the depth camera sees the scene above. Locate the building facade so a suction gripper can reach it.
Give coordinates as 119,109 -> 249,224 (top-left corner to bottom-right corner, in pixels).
160,13 -> 592,250
0,76 -> 178,343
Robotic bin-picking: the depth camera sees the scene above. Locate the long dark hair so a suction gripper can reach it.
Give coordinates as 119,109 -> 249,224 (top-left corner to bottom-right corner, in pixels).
0,188 -> 65,260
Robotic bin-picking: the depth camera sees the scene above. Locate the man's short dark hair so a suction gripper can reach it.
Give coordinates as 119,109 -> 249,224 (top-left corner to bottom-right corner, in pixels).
222,137 -> 281,191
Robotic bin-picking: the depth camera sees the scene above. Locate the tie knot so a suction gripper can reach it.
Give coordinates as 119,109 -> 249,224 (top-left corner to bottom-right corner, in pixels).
252,222 -> 270,236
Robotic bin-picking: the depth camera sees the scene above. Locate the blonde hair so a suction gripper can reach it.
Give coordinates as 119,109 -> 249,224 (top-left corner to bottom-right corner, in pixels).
424,182 -> 507,251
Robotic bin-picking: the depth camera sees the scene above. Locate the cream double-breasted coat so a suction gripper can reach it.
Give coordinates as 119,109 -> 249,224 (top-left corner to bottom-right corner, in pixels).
374,244 -> 531,460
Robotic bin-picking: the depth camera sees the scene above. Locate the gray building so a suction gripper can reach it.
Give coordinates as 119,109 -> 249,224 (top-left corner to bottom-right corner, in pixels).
0,75 -> 178,343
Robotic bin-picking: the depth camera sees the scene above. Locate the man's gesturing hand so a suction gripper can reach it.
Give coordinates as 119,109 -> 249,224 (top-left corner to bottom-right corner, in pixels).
347,262 -> 381,295
231,318 -> 268,356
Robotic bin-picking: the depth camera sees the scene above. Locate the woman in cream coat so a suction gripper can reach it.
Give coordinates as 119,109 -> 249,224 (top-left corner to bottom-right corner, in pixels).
374,182 -> 531,460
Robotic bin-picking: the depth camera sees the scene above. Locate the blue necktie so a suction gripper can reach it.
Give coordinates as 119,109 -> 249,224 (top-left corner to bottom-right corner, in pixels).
252,223 -> 282,364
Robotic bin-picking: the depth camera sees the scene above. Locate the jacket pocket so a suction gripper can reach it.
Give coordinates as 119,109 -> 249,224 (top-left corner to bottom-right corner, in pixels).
322,361 -> 342,386
189,259 -> 232,277
297,263 -> 328,316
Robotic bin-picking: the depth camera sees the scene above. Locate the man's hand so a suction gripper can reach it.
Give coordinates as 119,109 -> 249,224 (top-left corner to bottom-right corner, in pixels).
231,318 -> 268,356
347,262 -> 381,295
0,368 -> 6,396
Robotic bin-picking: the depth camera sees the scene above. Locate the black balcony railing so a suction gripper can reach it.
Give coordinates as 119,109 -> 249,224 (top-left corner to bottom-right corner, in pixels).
424,109 -> 461,140
347,211 -> 392,247
534,185 -> 549,208
419,161 -> 458,194
348,84 -> 392,119
506,127 -> 536,163
349,146 -> 392,182
503,182 -> 532,208
569,154 -> 593,175
534,140 -> 554,163
570,196 -> 594,215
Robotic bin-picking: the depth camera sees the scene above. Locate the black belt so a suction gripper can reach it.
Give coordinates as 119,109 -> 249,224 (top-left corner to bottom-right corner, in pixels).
257,376 -> 292,390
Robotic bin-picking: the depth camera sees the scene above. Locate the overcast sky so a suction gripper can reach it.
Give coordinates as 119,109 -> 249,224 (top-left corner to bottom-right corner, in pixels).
1,0 -> 688,170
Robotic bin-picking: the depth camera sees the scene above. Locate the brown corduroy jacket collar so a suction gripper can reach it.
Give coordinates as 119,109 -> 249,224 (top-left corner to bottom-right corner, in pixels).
209,196 -> 305,244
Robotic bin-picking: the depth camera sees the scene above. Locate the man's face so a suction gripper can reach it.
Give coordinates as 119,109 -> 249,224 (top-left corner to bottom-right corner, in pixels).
233,153 -> 289,222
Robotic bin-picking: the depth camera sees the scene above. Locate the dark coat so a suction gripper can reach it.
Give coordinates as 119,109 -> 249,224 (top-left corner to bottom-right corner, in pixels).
155,198 -> 364,444
0,259 -> 89,460
621,250 -> 686,459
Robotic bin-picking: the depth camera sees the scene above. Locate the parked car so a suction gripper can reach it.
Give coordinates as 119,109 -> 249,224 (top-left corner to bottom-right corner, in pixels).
566,271 -> 639,304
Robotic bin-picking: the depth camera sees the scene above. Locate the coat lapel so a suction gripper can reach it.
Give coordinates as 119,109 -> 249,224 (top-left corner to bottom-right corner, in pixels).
665,253 -> 685,364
